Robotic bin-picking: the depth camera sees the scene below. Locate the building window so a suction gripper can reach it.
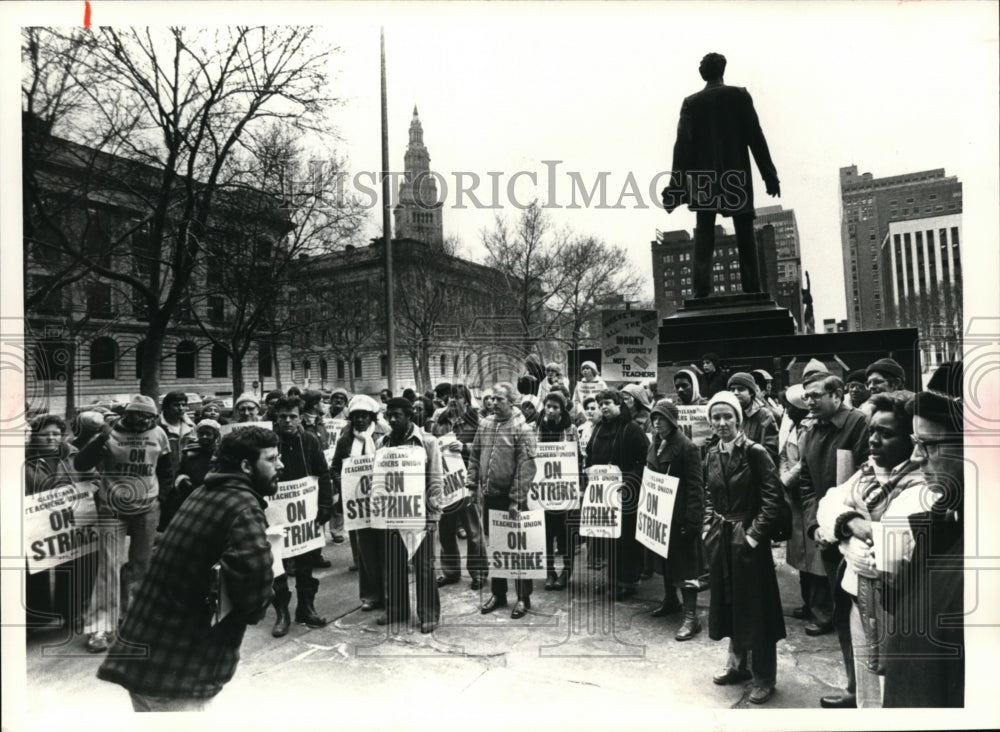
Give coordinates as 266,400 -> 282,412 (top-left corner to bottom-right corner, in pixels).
440,354 -> 447,375
176,340 -> 197,379
353,357 -> 362,378
207,295 -> 225,324
380,354 -> 388,378
320,358 -> 328,381
211,344 -> 229,378
337,359 -> 345,380
258,342 -> 273,378
89,337 -> 118,380
86,282 -> 114,319
135,340 -> 145,379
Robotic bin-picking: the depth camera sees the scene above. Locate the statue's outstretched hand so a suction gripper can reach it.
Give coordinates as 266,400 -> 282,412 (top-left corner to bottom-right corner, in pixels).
766,180 -> 781,197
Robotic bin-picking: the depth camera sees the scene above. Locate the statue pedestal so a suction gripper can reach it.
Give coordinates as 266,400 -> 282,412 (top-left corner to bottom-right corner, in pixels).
661,292 -> 796,344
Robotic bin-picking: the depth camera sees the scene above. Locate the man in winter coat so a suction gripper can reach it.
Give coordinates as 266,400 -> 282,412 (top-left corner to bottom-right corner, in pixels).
159,419 -> 221,530
75,395 -> 173,653
585,389 -> 649,599
97,427 -> 279,711
467,382 -> 538,619
799,372 -> 870,708
375,398 -> 445,633
270,396 -> 335,637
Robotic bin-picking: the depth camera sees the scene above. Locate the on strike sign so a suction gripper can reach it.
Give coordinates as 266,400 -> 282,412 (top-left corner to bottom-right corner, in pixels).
580,465 -> 623,538
635,469 -> 680,558
24,484 -> 100,573
526,441 -> 580,511
342,455 -> 375,531
487,509 -> 547,580
676,405 -> 712,447
370,446 -> 427,531
264,476 -> 323,558
440,453 -> 468,510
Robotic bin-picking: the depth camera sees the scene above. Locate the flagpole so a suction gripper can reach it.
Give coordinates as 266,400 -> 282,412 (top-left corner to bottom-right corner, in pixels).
380,27 -> 396,393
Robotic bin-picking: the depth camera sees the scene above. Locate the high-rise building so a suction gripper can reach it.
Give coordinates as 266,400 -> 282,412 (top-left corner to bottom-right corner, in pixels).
393,106 -> 443,245
754,205 -> 803,330
839,165 -> 962,331
650,226 -> 778,318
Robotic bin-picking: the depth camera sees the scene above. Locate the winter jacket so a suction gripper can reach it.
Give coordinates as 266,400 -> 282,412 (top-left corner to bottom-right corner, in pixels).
466,411 -> 537,505
277,427 -> 334,520
585,410 -> 649,511
97,471 -> 274,699
159,444 -> 216,530
646,427 -> 704,581
741,401 -> 779,466
24,442 -> 81,496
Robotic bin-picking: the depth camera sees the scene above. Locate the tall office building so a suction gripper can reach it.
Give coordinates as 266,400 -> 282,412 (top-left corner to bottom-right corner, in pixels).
393,106 -> 444,246
755,205 -> 803,330
839,165 -> 962,331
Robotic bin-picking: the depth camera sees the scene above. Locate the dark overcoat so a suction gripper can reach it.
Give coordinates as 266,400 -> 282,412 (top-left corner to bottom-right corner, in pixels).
646,428 -> 704,582
97,471 -> 274,699
703,435 -> 786,650
664,83 -> 779,217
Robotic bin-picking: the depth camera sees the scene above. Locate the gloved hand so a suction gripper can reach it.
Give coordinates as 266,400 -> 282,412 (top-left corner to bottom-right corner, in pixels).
841,535 -> 877,578
315,506 -> 333,526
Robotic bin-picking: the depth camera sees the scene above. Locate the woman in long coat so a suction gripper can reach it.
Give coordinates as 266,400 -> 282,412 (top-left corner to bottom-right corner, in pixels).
702,391 -> 786,705
646,400 -> 705,640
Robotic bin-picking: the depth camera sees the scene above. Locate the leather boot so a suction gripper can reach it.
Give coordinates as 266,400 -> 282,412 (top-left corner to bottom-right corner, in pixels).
544,570 -> 558,590
294,590 -> 329,628
554,567 -> 570,590
272,590 -> 292,638
651,587 -> 681,617
675,587 -> 701,641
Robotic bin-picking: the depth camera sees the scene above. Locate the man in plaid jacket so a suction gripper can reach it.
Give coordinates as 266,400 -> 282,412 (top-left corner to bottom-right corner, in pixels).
97,427 -> 280,712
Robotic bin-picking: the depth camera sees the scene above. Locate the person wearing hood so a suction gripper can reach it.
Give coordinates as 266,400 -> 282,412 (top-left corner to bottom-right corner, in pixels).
673,369 -> 706,406
75,395 -> 173,653
699,353 -> 727,399
331,395 -> 389,610
585,389 -> 650,599
702,391 -> 786,705
620,383 -> 654,435
726,372 -> 779,466
158,419 -> 222,530
97,427 -> 279,711
572,361 -> 608,412
536,391 -> 580,591
269,396 -> 334,637
520,394 -> 542,426
646,400 -> 705,641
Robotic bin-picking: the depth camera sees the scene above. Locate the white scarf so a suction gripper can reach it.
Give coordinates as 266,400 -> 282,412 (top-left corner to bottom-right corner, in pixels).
350,424 -> 377,457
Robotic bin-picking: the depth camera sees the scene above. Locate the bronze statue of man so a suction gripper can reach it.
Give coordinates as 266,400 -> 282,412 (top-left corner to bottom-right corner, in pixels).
662,53 -> 780,298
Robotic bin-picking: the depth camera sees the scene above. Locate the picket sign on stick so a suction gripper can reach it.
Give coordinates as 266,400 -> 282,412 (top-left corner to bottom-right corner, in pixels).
580,465 -> 623,539
487,509 -> 548,580
341,455 -> 375,531
264,476 -> 323,559
440,453 -> 469,509
371,446 -> 427,557
526,441 -> 580,512
635,469 -> 680,559
23,483 -> 100,573
220,420 -> 272,436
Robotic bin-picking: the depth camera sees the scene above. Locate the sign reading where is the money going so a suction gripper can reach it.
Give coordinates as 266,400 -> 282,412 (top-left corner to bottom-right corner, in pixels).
600,309 -> 658,382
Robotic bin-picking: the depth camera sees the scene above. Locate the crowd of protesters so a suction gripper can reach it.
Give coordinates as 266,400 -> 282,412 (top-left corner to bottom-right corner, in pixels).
22,352 -> 964,710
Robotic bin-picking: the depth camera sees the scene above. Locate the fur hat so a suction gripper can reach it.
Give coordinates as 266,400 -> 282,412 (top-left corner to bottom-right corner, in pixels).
706,391 -> 743,426
125,395 -> 158,415
866,357 -> 905,382
544,362 -> 561,374
650,398 -> 680,428
727,372 -> 758,395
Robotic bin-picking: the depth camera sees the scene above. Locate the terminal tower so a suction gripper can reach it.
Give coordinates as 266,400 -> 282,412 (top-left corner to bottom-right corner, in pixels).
393,106 -> 444,246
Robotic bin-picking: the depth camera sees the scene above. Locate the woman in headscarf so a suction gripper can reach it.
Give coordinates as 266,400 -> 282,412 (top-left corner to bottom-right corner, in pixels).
702,391 -> 786,705
646,400 -> 705,640
331,395 -> 388,609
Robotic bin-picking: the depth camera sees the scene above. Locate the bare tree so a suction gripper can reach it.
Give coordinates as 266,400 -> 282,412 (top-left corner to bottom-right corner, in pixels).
23,26 -> 337,400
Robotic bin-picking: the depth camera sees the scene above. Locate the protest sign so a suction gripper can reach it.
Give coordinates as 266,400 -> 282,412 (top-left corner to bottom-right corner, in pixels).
526,441 -> 580,511
600,309 -> 658,382
635,469 -> 680,558
580,465 -> 623,538
24,483 -> 100,573
264,476 -> 323,558
676,404 -> 712,447
487,509 -> 547,580
342,455 -> 375,531
573,380 -> 603,406
220,420 -> 272,436
371,446 -> 427,555
440,453 -> 469,510
324,417 -> 349,440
